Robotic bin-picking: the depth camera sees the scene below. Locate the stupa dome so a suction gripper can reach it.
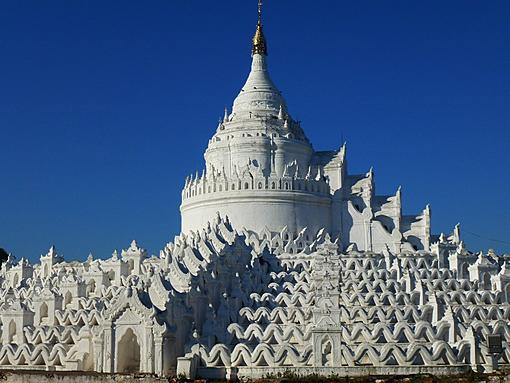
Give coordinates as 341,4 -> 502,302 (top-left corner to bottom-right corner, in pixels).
230,53 -> 289,121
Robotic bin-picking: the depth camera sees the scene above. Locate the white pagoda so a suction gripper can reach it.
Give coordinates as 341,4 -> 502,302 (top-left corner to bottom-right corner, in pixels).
0,3 -> 508,379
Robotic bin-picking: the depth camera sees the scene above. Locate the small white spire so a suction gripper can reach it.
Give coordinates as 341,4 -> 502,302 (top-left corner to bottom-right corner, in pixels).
339,141 -> 347,158
367,167 -> 374,179
453,223 -> 461,244
48,245 -> 57,257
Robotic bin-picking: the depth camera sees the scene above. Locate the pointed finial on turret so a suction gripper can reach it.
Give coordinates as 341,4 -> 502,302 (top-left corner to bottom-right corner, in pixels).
453,223 -> 461,244
395,186 -> 402,204
252,0 -> 267,56
338,142 -> 347,163
278,104 -> 284,120
223,106 -> 229,122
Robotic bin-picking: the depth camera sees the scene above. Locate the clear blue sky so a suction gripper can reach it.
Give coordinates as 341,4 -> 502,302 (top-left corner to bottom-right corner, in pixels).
1,1 -> 509,261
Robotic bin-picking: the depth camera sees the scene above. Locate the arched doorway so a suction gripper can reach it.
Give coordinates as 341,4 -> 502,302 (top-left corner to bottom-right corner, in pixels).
40,302 -> 49,325
64,291 -> 73,308
87,280 -> 96,296
116,328 -> 140,373
483,273 -> 491,290
460,263 -> 469,279
8,320 -> 16,343
321,336 -> 333,367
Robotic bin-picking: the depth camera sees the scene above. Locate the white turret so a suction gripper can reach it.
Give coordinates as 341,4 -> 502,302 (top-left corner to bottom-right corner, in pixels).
181,7 -> 330,236
181,2 -> 434,253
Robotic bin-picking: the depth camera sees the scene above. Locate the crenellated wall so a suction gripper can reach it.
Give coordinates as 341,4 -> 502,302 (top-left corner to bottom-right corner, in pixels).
181,171 -> 331,235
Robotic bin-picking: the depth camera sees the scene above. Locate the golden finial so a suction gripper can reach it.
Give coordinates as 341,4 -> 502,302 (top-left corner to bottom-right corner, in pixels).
252,0 -> 267,56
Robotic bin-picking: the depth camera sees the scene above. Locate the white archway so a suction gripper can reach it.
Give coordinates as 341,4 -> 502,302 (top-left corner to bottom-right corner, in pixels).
116,328 -> 140,373
40,302 -> 49,325
460,263 -> 469,279
321,336 -> 333,367
87,279 -> 96,296
64,291 -> 73,308
7,320 -> 16,343
483,273 -> 491,290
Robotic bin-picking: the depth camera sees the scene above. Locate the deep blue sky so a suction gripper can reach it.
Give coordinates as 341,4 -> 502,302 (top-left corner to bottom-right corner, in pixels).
1,1 -> 509,261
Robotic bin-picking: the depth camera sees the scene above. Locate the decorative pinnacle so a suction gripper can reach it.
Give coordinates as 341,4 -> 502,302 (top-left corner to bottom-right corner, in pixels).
252,0 -> 267,56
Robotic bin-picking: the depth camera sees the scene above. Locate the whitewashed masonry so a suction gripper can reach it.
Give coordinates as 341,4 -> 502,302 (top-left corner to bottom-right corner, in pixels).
1,5 -> 509,379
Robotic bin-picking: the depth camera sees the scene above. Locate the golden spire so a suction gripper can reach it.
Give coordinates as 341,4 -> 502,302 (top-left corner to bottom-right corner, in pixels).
252,0 -> 267,56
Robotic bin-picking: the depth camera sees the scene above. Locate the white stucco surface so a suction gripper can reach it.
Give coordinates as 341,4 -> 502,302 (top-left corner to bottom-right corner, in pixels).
1,7 -> 508,380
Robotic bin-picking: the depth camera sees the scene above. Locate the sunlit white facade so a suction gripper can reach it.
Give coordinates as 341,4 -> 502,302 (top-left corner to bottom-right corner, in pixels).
0,7 -> 509,379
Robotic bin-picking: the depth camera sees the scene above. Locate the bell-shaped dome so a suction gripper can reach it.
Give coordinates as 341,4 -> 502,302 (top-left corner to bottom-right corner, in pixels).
231,54 -> 288,120
229,4 -> 288,120
231,34 -> 288,120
